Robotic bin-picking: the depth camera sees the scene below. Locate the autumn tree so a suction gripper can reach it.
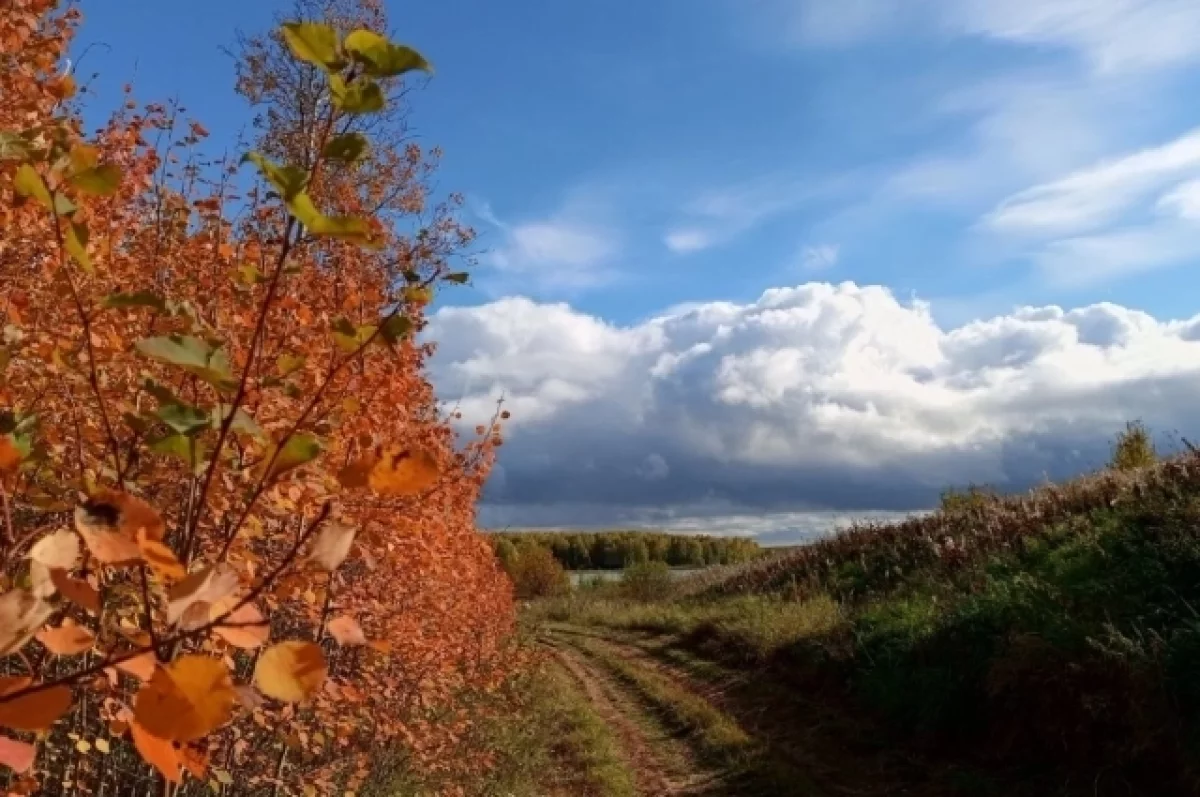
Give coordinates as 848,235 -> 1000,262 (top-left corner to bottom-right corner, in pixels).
0,0 -> 514,792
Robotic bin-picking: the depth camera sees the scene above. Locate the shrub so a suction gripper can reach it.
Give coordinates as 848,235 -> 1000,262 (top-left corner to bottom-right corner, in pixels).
1111,420 -> 1156,471
621,560 -> 674,601
510,546 -> 571,599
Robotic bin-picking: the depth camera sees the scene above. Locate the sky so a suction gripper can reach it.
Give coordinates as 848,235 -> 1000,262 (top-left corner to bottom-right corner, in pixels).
76,0 -> 1200,541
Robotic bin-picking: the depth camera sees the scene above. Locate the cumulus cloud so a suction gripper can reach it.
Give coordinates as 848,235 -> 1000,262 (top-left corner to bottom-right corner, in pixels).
428,282 -> 1200,537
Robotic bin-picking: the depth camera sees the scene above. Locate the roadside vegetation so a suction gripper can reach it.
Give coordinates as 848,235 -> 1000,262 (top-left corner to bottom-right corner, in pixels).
535,423 -> 1200,795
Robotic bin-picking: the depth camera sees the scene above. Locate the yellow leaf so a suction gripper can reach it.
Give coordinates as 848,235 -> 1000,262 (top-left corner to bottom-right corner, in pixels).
254,642 -> 327,703
13,165 -> 52,209
94,738 -> 110,754
0,679 -> 73,732
133,656 -> 236,742
368,446 -> 439,497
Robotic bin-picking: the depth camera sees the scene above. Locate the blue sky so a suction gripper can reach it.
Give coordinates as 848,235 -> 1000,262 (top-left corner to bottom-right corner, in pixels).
75,1 -> 1200,535
79,0 -> 1200,326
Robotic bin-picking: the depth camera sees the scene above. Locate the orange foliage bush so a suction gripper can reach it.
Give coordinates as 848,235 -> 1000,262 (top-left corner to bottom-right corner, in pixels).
0,0 -> 516,793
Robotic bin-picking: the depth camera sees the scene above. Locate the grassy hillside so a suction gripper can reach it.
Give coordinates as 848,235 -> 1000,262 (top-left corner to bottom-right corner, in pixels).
538,440 -> 1200,795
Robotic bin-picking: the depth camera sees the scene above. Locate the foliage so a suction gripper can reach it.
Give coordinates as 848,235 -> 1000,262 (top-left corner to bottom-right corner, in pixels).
491,530 -> 762,570
619,560 -> 673,602
1110,419 -> 1156,471
506,546 -> 571,600
0,0 -> 515,792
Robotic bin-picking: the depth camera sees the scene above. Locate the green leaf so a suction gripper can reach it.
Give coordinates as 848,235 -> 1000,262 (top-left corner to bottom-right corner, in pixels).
444,272 -> 469,285
280,22 -> 345,71
332,320 -> 375,353
65,221 -> 92,274
329,75 -> 385,114
212,405 -> 265,440
322,132 -> 369,164
155,402 -> 210,436
135,336 -> 235,390
140,378 -> 179,405
53,193 -> 77,217
0,132 -> 33,162
277,353 -> 306,376
379,314 -> 412,346
264,433 -> 322,480
242,152 -> 308,201
343,30 -> 432,77
103,291 -> 166,312
149,433 -> 206,473
286,192 -> 374,244
237,263 -> 265,285
69,164 -> 122,197
13,164 -> 52,209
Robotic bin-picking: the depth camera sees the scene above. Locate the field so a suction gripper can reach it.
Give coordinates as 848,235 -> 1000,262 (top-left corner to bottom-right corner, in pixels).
520,442 -> 1200,796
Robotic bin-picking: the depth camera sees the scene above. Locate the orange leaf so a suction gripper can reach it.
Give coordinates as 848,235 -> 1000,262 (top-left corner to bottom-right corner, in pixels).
50,570 -> 100,613
0,437 -> 19,474
180,744 -> 208,779
209,597 -> 269,650
167,564 -> 238,625
0,590 -> 53,655
28,530 -> 80,571
254,641 -> 327,703
0,679 -> 73,732
0,736 -> 35,774
130,721 -> 181,784
326,615 -> 366,646
307,523 -> 356,572
336,456 -> 373,489
367,446 -> 439,497
136,529 -> 185,582
133,656 -> 236,743
74,491 -> 165,566
115,651 -> 157,683
36,621 -> 95,656
75,528 -> 141,566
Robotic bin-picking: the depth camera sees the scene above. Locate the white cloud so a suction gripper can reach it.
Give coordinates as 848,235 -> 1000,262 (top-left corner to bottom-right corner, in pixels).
429,282 -> 1200,532
664,229 -> 713,253
662,179 -> 821,254
475,198 -> 620,292
983,127 -> 1200,235
765,0 -> 1200,74
944,0 -> 1200,74
798,244 -> 839,271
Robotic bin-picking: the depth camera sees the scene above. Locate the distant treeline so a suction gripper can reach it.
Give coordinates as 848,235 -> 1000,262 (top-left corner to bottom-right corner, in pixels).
490,531 -> 762,570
